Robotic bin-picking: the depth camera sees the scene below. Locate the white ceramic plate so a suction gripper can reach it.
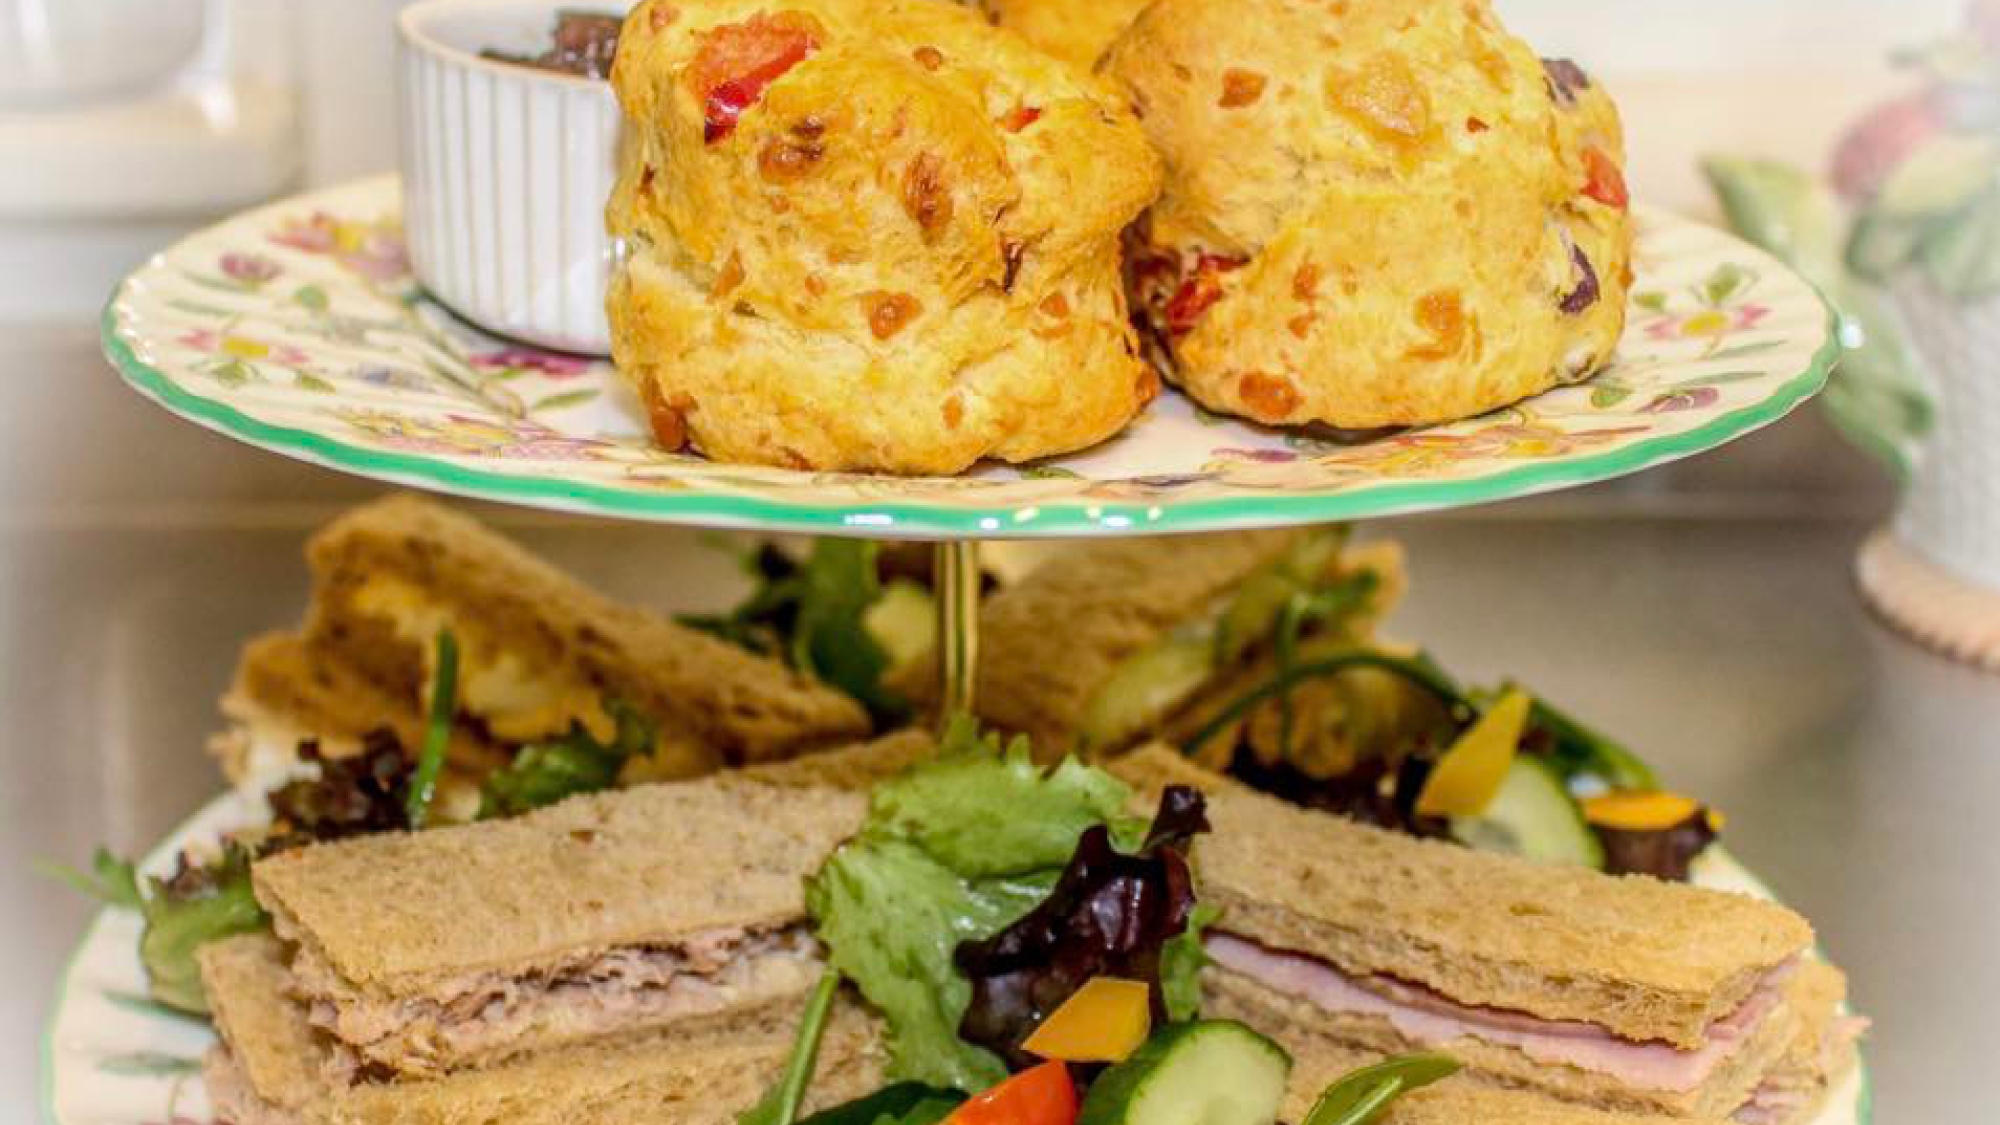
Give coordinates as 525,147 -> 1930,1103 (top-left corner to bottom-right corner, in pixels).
41,791 -> 1868,1125
105,176 -> 1838,538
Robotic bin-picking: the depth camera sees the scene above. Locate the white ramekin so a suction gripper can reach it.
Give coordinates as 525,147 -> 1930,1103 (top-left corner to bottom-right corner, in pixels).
396,0 -> 627,355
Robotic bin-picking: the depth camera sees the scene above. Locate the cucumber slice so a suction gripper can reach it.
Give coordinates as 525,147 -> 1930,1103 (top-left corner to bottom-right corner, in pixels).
1079,1021 -> 1292,1125
1919,187 -> 2000,298
1213,530 -> 1348,666
1450,757 -> 1605,869
1845,210 -> 1931,282
863,580 -> 936,671
1079,637 -> 1216,752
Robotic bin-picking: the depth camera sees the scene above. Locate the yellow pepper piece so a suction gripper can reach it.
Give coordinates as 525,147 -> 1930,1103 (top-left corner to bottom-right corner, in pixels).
1582,790 -> 1705,832
1415,690 -> 1531,818
1020,977 -> 1152,1063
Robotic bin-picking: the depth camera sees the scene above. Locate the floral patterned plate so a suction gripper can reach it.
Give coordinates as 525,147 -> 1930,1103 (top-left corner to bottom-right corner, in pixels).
104,175 -> 1836,538
40,786 -> 1869,1125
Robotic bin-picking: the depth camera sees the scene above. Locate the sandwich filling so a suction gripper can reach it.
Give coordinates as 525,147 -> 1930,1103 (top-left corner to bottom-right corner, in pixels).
1729,1012 -> 1868,1125
353,574 -> 615,745
287,921 -> 821,1075
1207,931 -> 1796,1093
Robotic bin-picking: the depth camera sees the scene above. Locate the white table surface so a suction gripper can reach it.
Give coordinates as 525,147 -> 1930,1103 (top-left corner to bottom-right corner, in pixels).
5,318 -> 1992,1125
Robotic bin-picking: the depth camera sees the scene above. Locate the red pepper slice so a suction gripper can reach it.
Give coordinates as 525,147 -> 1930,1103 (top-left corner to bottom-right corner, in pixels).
943,1062 -> 1077,1125
1581,145 -> 1627,209
1000,104 -> 1043,132
1162,253 -> 1246,335
689,13 -> 821,143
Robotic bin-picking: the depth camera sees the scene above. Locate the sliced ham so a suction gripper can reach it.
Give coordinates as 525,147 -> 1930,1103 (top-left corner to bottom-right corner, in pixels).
1206,931 -> 1793,1093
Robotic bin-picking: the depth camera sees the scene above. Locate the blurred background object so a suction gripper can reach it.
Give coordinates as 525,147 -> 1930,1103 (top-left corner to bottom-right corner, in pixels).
1701,2 -> 2000,670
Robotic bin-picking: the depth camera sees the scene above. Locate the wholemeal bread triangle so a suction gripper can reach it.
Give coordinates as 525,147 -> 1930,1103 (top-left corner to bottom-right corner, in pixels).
1273,1029 -> 1735,1125
199,933 -> 886,1125
302,495 -> 870,765
201,933 -> 336,1112
1109,745 -> 1813,1049
738,729 -> 935,790
1738,960 -> 1862,1125
1205,961 -> 1800,1118
213,632 -> 508,782
902,529 -> 1312,756
253,775 -> 864,993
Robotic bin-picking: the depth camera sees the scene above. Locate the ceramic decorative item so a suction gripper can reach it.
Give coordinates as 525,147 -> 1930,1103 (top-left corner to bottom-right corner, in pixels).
103,175 -> 1837,538
1833,2 -> 2000,671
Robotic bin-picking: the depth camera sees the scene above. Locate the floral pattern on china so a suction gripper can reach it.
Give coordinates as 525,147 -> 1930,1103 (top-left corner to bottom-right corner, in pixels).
102,175 -> 1837,534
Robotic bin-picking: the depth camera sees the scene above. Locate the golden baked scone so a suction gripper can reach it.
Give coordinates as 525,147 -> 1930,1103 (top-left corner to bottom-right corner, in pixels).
607,0 -> 1163,474
982,0 -> 1152,69
1104,0 -> 1633,430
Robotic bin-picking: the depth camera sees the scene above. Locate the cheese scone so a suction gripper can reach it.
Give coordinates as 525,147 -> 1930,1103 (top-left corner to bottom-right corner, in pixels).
982,0 -> 1151,69
607,0 -> 1163,474
1104,0 -> 1632,430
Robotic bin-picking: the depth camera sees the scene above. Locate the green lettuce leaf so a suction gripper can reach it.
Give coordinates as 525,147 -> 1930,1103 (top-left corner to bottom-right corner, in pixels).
808,839 -> 1054,1091
805,716 -> 1135,1091
794,1083 -> 965,1125
1159,901 -> 1220,1022
683,539 -> 910,723
479,702 -> 654,819
869,718 -> 1132,878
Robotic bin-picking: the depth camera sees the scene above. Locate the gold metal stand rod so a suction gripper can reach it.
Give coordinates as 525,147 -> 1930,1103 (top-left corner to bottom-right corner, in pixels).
934,539 -> 981,723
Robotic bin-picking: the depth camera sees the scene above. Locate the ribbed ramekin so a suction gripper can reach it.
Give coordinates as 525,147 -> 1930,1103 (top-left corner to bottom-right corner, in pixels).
396,0 -> 623,355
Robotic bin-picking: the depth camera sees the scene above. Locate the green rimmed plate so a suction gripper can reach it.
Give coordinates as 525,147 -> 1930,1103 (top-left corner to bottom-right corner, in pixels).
104,176 -> 1835,537
39,785 -> 1869,1125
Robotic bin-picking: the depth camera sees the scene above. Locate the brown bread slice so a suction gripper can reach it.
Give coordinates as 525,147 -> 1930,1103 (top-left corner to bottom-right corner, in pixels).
1273,1030 -> 1734,1125
252,774 -> 862,1003
212,632 -> 509,782
199,933 -> 885,1125
1206,964 -> 1798,1118
738,729 -> 934,790
201,934 -> 333,1114
302,495 -> 869,765
1109,745 -> 1813,1049
903,529 -> 1312,756
1737,960 -> 1862,1125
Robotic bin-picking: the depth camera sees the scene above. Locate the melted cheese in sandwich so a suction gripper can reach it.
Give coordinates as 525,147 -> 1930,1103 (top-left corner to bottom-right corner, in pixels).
354,576 -> 614,744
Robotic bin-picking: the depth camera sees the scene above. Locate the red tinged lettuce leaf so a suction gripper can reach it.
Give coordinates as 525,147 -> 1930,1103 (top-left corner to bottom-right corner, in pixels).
265,731 -> 413,846
953,786 -> 1210,1071
1596,809 -> 1720,882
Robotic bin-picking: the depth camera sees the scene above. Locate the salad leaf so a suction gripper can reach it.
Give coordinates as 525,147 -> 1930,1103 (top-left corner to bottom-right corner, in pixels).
683,540 -> 911,722
404,629 -> 458,830
479,702 -> 654,819
39,848 -> 142,910
795,1083 -> 965,1125
740,969 -> 844,1125
137,845 -> 271,1014
806,717 -> 1140,1092
790,539 -> 900,717
872,717 -> 1133,878
954,786 -> 1210,1071
265,731 -> 411,845
1159,902 -> 1219,1022
1519,695 -> 1659,792
809,839 -> 1052,1091
1595,808 -> 1720,882
1301,1053 -> 1461,1125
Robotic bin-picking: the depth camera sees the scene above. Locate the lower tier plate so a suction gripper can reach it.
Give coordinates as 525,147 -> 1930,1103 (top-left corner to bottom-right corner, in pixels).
42,786 -> 1867,1125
